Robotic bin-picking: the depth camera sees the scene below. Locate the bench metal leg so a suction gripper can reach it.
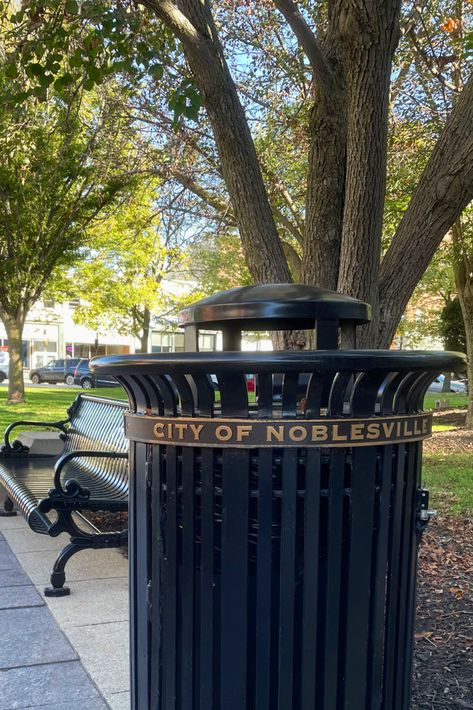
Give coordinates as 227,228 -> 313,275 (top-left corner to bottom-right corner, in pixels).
45,510 -> 128,596
0,497 -> 17,517
44,542 -> 77,597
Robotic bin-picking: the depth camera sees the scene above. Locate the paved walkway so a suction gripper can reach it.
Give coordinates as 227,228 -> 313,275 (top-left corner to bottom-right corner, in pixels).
0,514 -> 129,710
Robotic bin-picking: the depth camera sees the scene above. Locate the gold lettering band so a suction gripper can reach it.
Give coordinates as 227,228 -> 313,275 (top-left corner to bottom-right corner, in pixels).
125,412 -> 432,448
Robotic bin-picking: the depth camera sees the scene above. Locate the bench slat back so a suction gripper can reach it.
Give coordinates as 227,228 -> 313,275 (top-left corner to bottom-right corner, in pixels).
65,395 -> 128,454
62,395 -> 129,493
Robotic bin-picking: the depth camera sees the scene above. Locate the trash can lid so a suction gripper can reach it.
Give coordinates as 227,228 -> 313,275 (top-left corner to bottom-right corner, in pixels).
178,284 -> 371,331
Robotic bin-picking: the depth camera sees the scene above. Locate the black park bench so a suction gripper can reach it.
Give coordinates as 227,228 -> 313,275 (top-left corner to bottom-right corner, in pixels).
0,393 -> 128,596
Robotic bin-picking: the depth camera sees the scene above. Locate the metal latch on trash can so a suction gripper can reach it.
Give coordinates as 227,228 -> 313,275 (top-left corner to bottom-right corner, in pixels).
416,488 -> 437,536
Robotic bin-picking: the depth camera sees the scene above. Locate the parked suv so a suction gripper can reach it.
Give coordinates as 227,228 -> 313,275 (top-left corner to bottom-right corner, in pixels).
73,359 -> 117,389
427,374 -> 467,393
30,358 -> 81,385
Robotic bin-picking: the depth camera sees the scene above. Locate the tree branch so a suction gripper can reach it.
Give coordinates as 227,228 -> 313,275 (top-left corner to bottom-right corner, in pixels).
273,0 -> 334,90
138,0 -> 203,50
155,166 -> 235,222
406,27 -> 458,93
281,240 -> 302,278
379,72 -> 473,346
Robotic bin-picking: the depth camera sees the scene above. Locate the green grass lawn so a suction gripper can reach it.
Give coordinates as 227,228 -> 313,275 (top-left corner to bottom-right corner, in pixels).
431,423 -> 456,432
0,385 -> 127,434
423,391 -> 468,411
423,453 -> 473,516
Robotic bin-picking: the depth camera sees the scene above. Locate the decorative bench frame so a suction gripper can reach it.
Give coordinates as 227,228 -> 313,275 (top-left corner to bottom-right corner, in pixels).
0,393 -> 128,596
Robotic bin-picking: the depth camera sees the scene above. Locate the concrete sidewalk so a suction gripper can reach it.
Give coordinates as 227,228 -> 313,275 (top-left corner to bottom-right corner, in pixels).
0,515 -> 129,710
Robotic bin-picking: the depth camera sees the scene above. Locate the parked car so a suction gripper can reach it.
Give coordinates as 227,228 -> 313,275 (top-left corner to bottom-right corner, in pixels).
0,351 -> 8,383
245,374 -> 256,393
209,373 -> 257,394
427,374 -> 467,393
73,358 -> 117,389
30,358 -> 81,385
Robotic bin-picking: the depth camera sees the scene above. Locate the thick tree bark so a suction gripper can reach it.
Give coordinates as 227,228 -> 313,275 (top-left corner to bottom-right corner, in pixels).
273,1 -> 347,291
2,315 -> 25,404
336,1 -> 401,346
442,372 -> 452,393
453,221 -> 473,427
302,70 -> 346,290
138,307 -> 151,353
144,0 -> 292,285
379,73 -> 473,348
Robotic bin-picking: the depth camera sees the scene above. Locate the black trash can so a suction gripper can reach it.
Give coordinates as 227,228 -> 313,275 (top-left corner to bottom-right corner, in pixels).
92,284 -> 465,710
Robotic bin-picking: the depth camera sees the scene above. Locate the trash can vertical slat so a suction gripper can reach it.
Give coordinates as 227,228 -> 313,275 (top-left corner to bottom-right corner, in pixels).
151,446 -> 163,707
143,374 -> 165,413
195,376 -> 216,710
301,448 -> 321,708
393,443 -> 418,710
192,373 -> 215,417
220,447 -> 250,710
135,442 -> 151,710
366,444 -> 392,708
163,445 -> 178,710
255,447 -> 274,710
155,375 -> 178,416
256,372 -> 273,417
277,447 -> 298,710
343,447 -> 377,709
199,446 -> 216,710
281,372 -> 299,417
382,442 -> 407,708
401,445 -> 423,707
181,445 -> 195,710
323,448 -> 345,709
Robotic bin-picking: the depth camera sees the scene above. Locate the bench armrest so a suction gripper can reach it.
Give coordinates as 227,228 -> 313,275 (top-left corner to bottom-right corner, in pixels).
3,419 -> 69,451
53,450 -> 128,494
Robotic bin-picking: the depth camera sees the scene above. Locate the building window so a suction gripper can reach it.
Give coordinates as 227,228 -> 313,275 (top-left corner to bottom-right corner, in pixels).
68,299 -> 80,309
104,344 -> 130,355
151,332 -> 172,353
43,299 -> 55,309
199,333 -> 217,352
31,340 -> 58,368
174,333 -> 185,352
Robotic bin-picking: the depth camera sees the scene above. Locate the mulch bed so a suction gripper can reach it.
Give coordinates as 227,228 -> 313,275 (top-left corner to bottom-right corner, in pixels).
84,510 -> 128,533
83,409 -> 472,707
413,516 -> 473,708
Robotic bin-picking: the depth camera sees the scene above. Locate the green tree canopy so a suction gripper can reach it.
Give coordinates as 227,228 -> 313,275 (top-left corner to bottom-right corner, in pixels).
0,55 -> 143,400
69,184 -> 188,352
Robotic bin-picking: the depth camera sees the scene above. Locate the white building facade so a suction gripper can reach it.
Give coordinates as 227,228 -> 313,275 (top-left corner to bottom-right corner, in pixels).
0,296 -> 274,372
0,300 -> 134,372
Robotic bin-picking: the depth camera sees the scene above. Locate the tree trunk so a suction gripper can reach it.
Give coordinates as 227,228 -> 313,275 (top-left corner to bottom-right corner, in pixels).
441,372 -> 452,393
302,72 -> 346,290
336,1 -> 401,347
453,221 -> 473,427
2,315 -> 25,404
138,307 -> 151,353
